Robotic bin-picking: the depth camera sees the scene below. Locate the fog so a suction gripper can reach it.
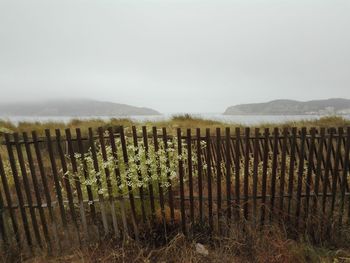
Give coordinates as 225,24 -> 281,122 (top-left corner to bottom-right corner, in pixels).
0,0 -> 349,113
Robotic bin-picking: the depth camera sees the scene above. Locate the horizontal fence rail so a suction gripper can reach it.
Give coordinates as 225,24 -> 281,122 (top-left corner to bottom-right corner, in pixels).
0,126 -> 350,254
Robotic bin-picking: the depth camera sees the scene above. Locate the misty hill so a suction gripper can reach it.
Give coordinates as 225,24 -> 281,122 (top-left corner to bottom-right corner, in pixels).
224,98 -> 350,115
0,99 -> 160,116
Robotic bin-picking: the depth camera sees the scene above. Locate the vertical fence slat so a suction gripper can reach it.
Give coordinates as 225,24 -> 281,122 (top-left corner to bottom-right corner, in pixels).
252,128 -> 259,223
187,129 -> 195,228
243,128 -> 250,220
260,128 -> 269,226
177,128 -> 187,235
55,129 -> 81,243
295,127 -> 306,228
141,126 -> 156,225
76,128 -> 96,220
32,131 -> 60,251
132,126 -> 146,224
216,128 -> 222,229
311,128 -> 325,233
269,128 -> 279,221
119,126 -> 139,240
162,127 -> 175,224
45,129 -> 67,231
234,128 -> 241,220
304,128 -> 316,226
66,129 -> 89,239
5,134 -> 33,249
330,128 -> 343,220
0,183 -> 7,246
287,128 -> 297,222
97,127 -> 119,238
88,128 -> 109,237
322,129 -> 334,223
0,150 -> 20,247
187,129 -> 194,229
14,133 -> 43,247
278,128 -> 288,217
339,127 -> 350,226
107,127 -> 129,236
152,127 -> 167,237
197,128 -> 204,223
23,132 -> 51,250
225,127 -> 232,222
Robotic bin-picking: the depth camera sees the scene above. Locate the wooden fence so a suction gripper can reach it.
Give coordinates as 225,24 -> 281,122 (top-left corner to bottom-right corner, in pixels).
0,126 -> 350,254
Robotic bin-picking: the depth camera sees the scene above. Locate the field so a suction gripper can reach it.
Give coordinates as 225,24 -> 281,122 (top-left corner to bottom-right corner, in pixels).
1,115 -> 350,263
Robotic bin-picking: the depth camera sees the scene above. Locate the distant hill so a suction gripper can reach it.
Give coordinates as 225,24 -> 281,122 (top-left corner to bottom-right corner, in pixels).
0,99 -> 160,116
224,98 -> 350,115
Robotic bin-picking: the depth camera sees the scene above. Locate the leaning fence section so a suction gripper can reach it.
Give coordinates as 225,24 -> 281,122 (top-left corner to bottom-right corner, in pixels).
0,126 -> 349,254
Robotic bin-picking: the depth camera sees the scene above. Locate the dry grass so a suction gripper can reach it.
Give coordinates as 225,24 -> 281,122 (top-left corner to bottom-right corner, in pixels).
2,223 -> 348,263
1,115 -> 349,138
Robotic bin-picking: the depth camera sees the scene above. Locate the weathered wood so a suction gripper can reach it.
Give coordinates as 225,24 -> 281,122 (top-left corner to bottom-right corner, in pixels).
88,128 -> 109,236
329,128 -> 343,220
107,127 -> 129,236
304,128 -> 316,225
0,153 -> 20,246
142,126 -> 156,225
260,128 -> 269,226
287,128 -> 297,222
66,129 -> 89,239
278,128 -> 288,216
234,128 -> 241,219
295,128 -> 306,228
311,128 -> 325,219
225,127 -> 232,222
252,128 -> 259,223
45,129 -> 67,229
153,127 -> 167,237
32,131 -> 60,251
269,128 -> 279,221
177,128 -> 187,235
322,129 -> 334,221
339,127 -> 350,226
97,127 -> 120,238
163,127 -> 175,224
55,129 -> 81,243
75,128 -> 96,220
243,128 -> 250,220
0,184 -> 7,246
23,132 -> 51,251
5,133 -> 33,248
132,126 -> 146,224
187,129 -> 195,227
216,128 -> 222,229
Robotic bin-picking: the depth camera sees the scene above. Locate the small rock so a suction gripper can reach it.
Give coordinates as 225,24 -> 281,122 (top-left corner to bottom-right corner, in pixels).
195,243 -> 209,256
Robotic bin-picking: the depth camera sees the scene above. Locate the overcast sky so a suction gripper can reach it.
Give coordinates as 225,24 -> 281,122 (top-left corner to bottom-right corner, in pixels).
0,0 -> 349,113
